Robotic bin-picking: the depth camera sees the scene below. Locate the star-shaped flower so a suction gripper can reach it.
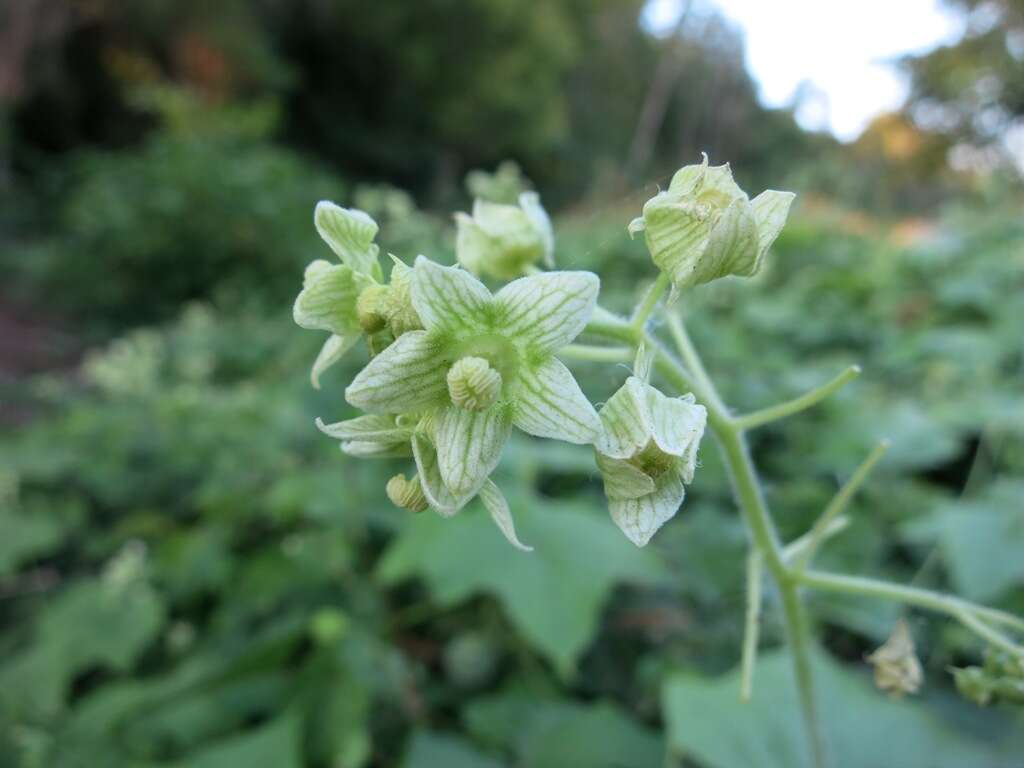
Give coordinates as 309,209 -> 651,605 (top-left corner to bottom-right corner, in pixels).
595,376 -> 706,546
344,257 -> 602,510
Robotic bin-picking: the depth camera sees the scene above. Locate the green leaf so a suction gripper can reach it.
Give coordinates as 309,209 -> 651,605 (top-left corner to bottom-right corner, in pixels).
663,651 -> 1024,768
174,713 -> 301,768
465,689 -> 663,768
904,481 -> 1024,601
401,731 -> 503,768
377,494 -> 666,675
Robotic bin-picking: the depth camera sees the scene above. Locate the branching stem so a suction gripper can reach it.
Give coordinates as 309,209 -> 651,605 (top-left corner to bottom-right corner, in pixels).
581,303 -> 1023,768
734,365 -> 861,431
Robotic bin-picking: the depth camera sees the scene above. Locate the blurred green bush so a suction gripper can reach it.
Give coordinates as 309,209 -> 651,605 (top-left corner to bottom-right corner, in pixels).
2,192 -> 1023,766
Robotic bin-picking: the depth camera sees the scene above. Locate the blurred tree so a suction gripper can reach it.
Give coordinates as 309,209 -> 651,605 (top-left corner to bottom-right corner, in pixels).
903,0 -> 1024,165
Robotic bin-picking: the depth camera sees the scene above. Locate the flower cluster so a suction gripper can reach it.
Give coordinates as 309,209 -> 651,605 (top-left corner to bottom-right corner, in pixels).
295,161 -> 788,549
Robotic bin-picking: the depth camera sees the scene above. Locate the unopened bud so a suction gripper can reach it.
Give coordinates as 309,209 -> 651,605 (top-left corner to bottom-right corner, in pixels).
447,356 -> 502,412
386,473 -> 428,513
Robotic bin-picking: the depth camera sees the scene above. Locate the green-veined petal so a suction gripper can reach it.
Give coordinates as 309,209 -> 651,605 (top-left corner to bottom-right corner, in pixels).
609,471 -> 685,547
493,271 -> 599,355
345,330 -> 449,413
293,262 -> 370,335
310,333 -> 359,390
315,413 -> 412,444
646,389 -> 707,458
512,357 -> 600,444
412,432 -> 477,516
434,403 -> 512,497
595,377 -> 652,459
692,198 -> 760,284
595,453 -> 656,501
411,256 -> 493,333
751,189 -> 795,257
518,192 -> 554,268
314,201 -> 381,276
479,479 -> 532,551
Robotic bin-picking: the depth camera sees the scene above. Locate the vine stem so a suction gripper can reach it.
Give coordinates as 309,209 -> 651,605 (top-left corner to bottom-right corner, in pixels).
589,309 -> 829,768
582,306 -> 1024,766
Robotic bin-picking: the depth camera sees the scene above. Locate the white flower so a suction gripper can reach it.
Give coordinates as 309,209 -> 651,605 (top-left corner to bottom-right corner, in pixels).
455,192 -> 554,279
628,155 -> 794,292
344,257 -> 601,511
595,377 -> 706,546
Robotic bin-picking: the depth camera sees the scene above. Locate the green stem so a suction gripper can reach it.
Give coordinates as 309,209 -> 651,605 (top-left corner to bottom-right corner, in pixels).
630,272 -> 671,337
581,303 -> 1022,768
794,440 -> 889,571
794,570 -> 1024,640
559,344 -> 633,364
734,366 -> 861,431
741,549 -> 763,702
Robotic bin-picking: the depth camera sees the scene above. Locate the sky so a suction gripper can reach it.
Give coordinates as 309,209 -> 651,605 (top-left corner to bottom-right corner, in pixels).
643,0 -> 965,141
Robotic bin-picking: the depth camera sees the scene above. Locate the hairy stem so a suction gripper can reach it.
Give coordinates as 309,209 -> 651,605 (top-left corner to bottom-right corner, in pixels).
630,272 -> 671,337
741,549 -> 763,702
583,303 -> 1023,767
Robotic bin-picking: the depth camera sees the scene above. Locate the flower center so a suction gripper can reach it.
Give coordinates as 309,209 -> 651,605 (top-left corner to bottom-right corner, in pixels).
447,356 -> 503,411
631,440 -> 676,479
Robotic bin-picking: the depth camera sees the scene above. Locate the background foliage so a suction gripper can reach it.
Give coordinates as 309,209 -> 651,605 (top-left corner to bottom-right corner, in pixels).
1,1 -> 1023,766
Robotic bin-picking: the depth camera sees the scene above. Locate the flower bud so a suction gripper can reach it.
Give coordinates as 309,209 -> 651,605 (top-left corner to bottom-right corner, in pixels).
455,192 -> 553,279
867,619 -> 923,697
628,154 -> 794,291
446,356 -> 502,412
356,284 -> 390,333
386,473 -> 429,512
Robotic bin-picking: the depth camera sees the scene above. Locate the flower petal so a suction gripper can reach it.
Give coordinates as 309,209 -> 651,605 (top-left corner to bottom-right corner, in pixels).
751,190 -> 795,258
512,357 -> 600,444
345,330 -> 449,413
435,403 -> 512,497
518,192 -> 554,268
310,333 -> 359,390
609,472 -> 685,547
693,198 -> 760,284
411,256 -> 493,333
595,377 -> 652,459
479,479 -> 533,551
493,271 -> 599,355
315,413 -> 411,443
595,453 -> 656,500
412,432 -> 476,516
640,195 -> 712,288
314,201 -> 381,276
646,389 -> 707,459
293,262 -> 370,335
340,440 -> 411,458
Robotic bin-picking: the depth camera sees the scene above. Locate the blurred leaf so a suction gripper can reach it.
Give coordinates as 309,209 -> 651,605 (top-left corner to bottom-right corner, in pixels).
663,651 -> 1024,768
174,714 -> 301,768
377,493 -> 666,675
465,688 -> 662,768
903,481 -> 1024,601
401,731 -> 504,768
